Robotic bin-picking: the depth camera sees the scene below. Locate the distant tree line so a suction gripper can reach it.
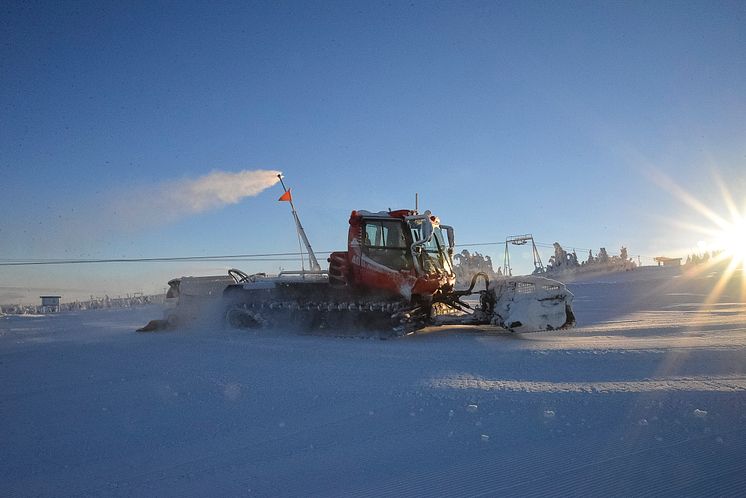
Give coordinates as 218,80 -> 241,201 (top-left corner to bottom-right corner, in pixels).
685,250 -> 723,265
452,243 -> 636,284
0,293 -> 165,315
541,242 -> 635,275
453,250 -> 501,287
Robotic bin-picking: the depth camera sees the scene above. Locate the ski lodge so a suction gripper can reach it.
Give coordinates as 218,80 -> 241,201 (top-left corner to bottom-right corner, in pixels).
39,295 -> 61,313
654,256 -> 682,267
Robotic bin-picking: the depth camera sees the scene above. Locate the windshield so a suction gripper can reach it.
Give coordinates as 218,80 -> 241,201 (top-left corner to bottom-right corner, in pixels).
408,221 -> 453,274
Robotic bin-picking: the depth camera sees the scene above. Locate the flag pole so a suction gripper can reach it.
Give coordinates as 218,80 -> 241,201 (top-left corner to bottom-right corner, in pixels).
277,174 -> 321,272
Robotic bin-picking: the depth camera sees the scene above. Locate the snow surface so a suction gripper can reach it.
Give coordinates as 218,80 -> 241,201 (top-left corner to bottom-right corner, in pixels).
2,266 -> 746,496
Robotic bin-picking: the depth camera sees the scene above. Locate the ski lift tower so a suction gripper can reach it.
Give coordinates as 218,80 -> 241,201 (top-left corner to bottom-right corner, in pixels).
503,234 -> 545,276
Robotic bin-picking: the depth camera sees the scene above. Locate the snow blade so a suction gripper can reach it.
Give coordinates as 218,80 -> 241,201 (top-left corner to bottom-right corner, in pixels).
490,276 -> 575,332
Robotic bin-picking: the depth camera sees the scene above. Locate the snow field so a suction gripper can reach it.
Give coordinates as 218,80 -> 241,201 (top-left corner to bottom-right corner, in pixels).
1,267 -> 746,496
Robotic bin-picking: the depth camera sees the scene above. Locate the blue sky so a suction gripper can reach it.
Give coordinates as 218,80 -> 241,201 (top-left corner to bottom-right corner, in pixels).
1,1 -> 745,303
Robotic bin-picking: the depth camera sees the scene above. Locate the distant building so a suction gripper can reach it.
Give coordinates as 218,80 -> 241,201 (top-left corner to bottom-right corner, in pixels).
39,295 -> 61,313
654,257 -> 682,267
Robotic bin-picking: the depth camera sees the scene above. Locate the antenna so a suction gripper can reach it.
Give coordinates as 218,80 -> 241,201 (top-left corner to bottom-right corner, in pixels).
415,192 -> 419,212
277,174 -> 321,272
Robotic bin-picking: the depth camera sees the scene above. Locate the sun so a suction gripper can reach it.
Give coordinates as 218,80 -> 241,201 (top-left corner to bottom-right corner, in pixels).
651,170 -> 746,303
711,216 -> 746,269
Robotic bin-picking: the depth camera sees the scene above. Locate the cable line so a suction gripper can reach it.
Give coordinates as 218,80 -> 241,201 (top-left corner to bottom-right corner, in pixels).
0,252 -> 314,266
0,240 -> 659,267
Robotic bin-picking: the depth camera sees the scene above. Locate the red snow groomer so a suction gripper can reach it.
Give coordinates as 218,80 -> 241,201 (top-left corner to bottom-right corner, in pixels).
140,176 -> 575,335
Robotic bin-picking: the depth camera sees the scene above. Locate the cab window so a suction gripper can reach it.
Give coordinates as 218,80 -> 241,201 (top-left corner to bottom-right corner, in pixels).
363,220 -> 411,269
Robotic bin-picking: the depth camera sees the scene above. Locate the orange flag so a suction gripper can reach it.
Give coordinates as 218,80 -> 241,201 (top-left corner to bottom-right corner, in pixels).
278,189 -> 292,202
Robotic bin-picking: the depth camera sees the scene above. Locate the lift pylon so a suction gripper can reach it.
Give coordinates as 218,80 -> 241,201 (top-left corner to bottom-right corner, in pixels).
503,234 -> 544,276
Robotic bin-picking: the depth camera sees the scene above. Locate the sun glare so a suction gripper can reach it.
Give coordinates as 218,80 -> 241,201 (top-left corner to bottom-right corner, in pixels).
712,217 -> 746,268
652,170 -> 746,303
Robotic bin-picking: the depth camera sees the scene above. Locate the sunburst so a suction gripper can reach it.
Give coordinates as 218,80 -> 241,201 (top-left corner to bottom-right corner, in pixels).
652,171 -> 746,303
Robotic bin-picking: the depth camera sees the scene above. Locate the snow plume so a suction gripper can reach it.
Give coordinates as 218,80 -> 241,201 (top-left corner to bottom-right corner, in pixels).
164,169 -> 282,216
112,169 -> 282,229
0,169 -> 283,258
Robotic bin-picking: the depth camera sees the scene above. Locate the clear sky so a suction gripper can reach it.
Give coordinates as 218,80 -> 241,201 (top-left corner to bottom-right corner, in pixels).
1,1 -> 745,303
